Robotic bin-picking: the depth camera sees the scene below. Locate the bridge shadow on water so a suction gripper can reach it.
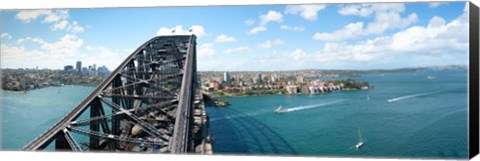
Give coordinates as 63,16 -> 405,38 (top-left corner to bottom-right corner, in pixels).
210,107 -> 297,156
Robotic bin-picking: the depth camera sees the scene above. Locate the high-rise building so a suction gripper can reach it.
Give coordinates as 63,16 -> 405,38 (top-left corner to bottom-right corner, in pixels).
253,73 -> 262,84
82,67 -> 89,76
223,72 -> 230,82
93,64 -> 96,71
98,65 -> 110,77
64,65 -> 74,72
76,61 -> 82,73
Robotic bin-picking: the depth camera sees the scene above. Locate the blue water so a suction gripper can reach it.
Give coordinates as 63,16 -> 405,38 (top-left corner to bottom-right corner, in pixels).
1,86 -> 95,150
207,70 -> 468,159
0,70 -> 468,159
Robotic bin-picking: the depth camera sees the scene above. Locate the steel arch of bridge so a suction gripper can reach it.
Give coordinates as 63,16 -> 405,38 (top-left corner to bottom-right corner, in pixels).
22,35 -> 198,153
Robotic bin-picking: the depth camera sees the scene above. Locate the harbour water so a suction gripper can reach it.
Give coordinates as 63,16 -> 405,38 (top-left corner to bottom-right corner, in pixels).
1,86 -> 95,150
206,69 -> 468,159
0,69 -> 468,159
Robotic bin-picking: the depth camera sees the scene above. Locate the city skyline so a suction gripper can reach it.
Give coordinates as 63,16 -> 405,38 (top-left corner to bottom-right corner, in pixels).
1,2 -> 469,71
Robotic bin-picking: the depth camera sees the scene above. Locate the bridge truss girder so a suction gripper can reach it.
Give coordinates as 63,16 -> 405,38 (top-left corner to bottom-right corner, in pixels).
22,35 -> 197,153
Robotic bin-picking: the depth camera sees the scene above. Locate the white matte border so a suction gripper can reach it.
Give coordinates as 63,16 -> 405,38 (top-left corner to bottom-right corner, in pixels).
0,0 -> 473,9
0,0 -> 478,161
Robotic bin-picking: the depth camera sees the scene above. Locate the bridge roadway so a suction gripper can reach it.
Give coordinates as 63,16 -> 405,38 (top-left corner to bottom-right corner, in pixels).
22,35 -> 197,152
170,35 -> 195,153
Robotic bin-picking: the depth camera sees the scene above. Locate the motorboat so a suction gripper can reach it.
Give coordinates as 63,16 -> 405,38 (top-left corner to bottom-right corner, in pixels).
355,129 -> 365,149
356,141 -> 364,149
274,105 -> 288,113
427,75 -> 436,80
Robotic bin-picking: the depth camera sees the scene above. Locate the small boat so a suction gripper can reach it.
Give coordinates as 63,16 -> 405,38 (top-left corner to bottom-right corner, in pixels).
274,105 -> 288,113
367,95 -> 370,101
427,75 -> 436,80
355,129 -> 365,149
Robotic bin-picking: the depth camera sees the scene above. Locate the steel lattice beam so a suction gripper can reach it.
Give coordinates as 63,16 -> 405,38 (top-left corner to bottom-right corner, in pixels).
22,35 -> 197,153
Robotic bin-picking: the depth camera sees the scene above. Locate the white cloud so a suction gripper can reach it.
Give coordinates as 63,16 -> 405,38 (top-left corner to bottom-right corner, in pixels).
315,3 -> 418,41
198,60 -> 247,71
223,46 -> 250,54
15,10 -> 52,22
1,33 -> 12,40
338,3 -> 405,17
43,10 -> 69,23
288,49 -> 308,60
3,34 -> 128,70
86,46 -> 95,50
15,9 -> 84,33
429,2 -> 447,8
156,25 -> 206,37
245,19 -> 255,26
16,9 -> 69,23
16,37 -> 46,44
1,44 -> 48,68
259,10 -> 283,25
79,45 -> 125,69
247,26 -> 267,34
257,39 -> 285,49
214,34 -> 236,43
313,22 -> 364,41
2,34 -> 85,69
246,10 -> 283,35
40,34 -> 84,58
198,43 -> 215,57
280,25 -> 305,31
66,21 -> 84,33
51,20 -> 69,31
258,49 -> 312,69
285,5 -> 327,21
260,3 -> 469,69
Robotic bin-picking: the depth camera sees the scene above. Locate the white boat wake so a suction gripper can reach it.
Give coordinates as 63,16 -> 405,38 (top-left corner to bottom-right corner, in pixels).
387,90 -> 443,103
209,110 -> 271,122
279,100 -> 345,113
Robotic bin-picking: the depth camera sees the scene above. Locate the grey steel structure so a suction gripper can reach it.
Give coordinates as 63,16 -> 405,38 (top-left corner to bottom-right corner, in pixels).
22,35 -> 198,153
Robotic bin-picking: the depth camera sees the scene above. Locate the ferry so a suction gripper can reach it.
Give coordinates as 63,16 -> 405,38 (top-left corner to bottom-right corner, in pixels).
274,105 -> 289,113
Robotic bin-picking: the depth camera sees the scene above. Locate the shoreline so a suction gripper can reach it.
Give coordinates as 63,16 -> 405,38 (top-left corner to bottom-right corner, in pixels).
1,84 -> 97,94
0,90 -> 26,94
209,88 -> 368,99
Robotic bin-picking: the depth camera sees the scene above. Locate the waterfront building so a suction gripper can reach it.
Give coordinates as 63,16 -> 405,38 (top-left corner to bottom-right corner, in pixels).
309,86 -> 315,94
286,85 -> 298,94
208,81 -> 220,90
301,86 -> 309,94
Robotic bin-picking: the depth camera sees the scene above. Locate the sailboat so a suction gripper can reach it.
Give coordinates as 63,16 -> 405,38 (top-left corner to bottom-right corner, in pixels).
355,129 -> 364,149
367,95 -> 370,101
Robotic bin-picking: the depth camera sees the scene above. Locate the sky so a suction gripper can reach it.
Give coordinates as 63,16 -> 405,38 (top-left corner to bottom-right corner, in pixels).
0,2 -> 469,71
